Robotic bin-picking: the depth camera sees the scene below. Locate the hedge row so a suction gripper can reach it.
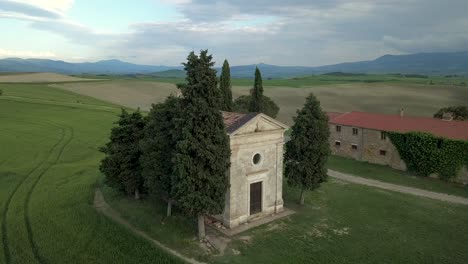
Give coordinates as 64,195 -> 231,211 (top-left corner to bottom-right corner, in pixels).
388,132 -> 468,180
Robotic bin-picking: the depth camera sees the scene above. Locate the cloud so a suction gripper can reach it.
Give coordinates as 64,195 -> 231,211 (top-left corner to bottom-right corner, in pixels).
1,0 -> 467,65
0,48 -> 57,58
0,0 -> 62,18
24,0 -> 74,12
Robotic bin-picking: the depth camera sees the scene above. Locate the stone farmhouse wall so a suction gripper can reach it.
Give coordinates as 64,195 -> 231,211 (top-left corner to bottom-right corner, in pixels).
329,123 -> 468,184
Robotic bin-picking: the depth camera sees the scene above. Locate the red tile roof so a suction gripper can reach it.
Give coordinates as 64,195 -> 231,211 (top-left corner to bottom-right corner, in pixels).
222,111 -> 258,134
328,111 -> 468,141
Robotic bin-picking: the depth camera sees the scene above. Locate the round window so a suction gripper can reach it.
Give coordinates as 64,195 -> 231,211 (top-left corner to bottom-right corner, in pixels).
252,153 -> 262,165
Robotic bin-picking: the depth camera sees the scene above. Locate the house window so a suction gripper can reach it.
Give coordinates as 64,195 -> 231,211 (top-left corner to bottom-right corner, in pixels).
381,131 -> 387,140
336,126 -> 341,132
380,150 -> 387,156
352,128 -> 359,135
351,144 -> 358,150
335,140 -> 341,146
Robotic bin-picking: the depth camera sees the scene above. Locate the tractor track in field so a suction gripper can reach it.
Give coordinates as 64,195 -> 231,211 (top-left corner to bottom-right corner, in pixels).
24,126 -> 74,264
1,121 -> 68,264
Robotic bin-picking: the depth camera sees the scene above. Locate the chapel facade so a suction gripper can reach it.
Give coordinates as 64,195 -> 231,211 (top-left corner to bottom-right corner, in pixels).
222,112 -> 288,228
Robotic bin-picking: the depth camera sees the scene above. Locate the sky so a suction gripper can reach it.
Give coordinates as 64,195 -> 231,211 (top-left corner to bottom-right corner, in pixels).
1,0 -> 468,66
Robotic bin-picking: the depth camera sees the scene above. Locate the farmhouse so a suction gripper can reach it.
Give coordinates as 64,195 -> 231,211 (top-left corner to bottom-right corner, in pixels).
221,111 -> 288,228
327,110 -> 468,181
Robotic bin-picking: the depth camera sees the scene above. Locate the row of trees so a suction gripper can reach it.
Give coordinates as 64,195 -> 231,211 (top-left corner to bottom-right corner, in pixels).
101,50 -> 229,240
218,60 -> 280,117
100,50 -> 330,239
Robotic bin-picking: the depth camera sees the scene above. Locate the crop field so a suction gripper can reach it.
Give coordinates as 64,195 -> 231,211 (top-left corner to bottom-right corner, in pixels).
51,80 -> 178,111
77,73 -> 468,88
0,84 -> 181,264
0,73 -> 98,83
53,79 -> 468,125
1,78 -> 468,263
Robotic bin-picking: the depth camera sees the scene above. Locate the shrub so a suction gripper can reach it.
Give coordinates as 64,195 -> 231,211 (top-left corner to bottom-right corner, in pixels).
433,106 -> 468,121
388,132 -> 468,180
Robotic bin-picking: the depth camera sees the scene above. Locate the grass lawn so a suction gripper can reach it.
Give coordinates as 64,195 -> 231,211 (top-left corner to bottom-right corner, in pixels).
327,155 -> 468,198
0,83 -> 182,263
103,177 -> 468,264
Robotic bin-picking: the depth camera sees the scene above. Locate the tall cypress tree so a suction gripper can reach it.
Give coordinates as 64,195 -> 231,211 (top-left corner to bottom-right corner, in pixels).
249,67 -> 264,113
284,93 -> 330,205
140,96 -> 182,216
100,109 -> 146,199
219,59 -> 233,111
173,50 -> 230,239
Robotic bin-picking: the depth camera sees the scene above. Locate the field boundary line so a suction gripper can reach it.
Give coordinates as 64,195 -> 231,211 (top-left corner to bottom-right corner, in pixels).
328,169 -> 468,206
24,126 -> 74,264
1,122 -> 66,264
94,189 -> 205,264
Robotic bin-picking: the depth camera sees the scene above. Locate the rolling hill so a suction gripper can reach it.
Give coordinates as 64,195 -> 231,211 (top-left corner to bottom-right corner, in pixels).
1,51 -> 467,78
0,58 -> 178,74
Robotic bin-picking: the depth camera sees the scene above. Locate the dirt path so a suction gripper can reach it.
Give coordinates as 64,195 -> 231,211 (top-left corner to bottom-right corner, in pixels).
328,169 -> 468,206
93,189 -> 205,264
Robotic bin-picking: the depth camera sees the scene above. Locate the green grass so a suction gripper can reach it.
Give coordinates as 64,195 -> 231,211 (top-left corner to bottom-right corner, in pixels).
103,177 -> 468,264
101,185 -> 212,262
0,83 -> 121,107
0,84 -> 182,263
327,155 -> 468,198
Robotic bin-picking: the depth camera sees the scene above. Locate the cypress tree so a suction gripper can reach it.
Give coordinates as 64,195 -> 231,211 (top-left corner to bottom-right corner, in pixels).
140,96 -> 182,216
284,93 -> 330,205
173,50 -> 230,239
219,59 -> 233,111
232,67 -> 279,118
249,67 -> 264,112
100,109 -> 146,199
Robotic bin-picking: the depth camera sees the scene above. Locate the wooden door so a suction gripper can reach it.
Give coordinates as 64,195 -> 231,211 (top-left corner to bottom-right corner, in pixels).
250,182 -> 262,215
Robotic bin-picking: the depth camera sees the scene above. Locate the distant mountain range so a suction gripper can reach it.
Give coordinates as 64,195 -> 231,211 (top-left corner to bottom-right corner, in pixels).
1,51 -> 467,78
0,58 -> 175,74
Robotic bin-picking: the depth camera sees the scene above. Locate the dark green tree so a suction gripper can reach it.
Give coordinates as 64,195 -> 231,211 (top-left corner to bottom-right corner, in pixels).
140,96 -> 182,216
233,66 -> 280,118
249,67 -> 264,112
284,93 -> 330,205
219,59 -> 233,111
100,109 -> 146,199
233,95 -> 279,118
173,50 -> 230,239
434,105 -> 468,121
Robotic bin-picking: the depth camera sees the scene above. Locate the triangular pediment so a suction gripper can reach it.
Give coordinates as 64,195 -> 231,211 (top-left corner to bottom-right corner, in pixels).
229,113 -> 288,136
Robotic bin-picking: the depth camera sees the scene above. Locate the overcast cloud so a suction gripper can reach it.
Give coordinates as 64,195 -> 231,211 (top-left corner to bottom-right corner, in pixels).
1,0 -> 468,66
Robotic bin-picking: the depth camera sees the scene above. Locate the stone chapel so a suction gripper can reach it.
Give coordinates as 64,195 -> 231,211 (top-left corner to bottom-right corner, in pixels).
221,111 -> 288,228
